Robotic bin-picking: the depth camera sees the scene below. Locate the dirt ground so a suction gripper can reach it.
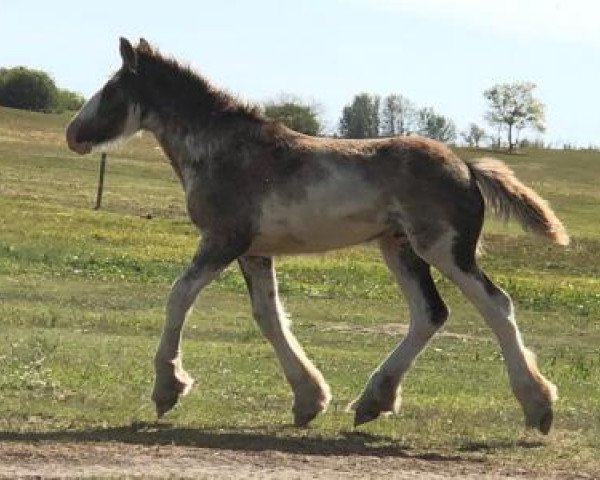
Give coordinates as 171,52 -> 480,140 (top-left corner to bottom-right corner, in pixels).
0,441 -> 593,480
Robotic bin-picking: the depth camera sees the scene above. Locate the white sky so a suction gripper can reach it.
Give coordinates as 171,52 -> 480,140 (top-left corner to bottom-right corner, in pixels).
1,0 -> 598,146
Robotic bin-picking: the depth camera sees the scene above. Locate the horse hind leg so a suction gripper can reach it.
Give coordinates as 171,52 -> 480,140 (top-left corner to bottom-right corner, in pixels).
352,233 -> 449,426
419,230 -> 557,434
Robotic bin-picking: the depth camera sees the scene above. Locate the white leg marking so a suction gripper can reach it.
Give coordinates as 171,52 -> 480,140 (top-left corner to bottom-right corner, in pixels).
156,266 -> 218,363
421,232 -> 556,433
152,248 -> 223,417
239,257 -> 331,426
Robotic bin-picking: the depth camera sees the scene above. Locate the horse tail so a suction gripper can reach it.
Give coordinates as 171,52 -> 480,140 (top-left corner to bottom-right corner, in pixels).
466,157 -> 569,246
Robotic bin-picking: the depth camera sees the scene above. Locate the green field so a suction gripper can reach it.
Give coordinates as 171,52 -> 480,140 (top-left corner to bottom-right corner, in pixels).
1,106 -> 599,475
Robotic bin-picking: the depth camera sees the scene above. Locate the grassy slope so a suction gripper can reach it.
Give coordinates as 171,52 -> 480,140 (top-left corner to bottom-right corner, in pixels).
0,106 -> 599,473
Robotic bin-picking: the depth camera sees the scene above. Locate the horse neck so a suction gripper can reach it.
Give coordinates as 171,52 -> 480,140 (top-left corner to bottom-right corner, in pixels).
143,109 -> 262,185
137,67 -> 266,171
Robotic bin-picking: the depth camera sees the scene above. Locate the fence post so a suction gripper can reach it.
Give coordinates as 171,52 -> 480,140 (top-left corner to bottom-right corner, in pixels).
94,152 -> 107,210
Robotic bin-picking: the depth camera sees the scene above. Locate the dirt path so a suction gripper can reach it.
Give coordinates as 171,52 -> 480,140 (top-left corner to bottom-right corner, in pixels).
0,441 -> 589,480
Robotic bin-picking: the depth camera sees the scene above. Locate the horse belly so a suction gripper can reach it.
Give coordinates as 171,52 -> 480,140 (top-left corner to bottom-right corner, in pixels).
248,192 -> 388,255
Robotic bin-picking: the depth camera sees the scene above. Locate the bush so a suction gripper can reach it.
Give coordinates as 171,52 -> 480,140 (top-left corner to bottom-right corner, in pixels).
0,67 -> 57,112
54,88 -> 84,112
0,66 -> 84,113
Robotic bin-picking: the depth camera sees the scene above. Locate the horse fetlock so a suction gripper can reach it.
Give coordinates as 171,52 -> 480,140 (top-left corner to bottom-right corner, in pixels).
351,373 -> 401,427
292,380 -> 332,427
152,362 -> 194,418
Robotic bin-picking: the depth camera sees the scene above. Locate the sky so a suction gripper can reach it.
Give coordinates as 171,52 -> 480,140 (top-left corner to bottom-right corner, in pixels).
1,0 -> 598,146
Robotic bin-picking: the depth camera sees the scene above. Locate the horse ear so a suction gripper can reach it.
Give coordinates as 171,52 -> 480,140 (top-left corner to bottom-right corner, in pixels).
119,37 -> 137,73
138,38 -> 151,54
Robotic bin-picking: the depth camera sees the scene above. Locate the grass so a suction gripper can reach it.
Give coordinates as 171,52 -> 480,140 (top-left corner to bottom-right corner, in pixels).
1,105 -> 599,474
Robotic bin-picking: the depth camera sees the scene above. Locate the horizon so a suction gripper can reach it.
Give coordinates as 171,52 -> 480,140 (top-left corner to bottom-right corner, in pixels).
1,0 -> 598,146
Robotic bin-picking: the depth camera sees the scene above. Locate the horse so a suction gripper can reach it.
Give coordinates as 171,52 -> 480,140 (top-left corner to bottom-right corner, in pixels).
66,38 -> 569,433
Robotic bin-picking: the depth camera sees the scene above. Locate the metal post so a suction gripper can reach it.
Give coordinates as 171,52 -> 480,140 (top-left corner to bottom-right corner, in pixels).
94,153 -> 107,210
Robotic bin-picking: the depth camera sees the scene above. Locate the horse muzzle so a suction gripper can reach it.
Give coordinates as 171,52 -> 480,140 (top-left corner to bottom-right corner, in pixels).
66,121 -> 93,155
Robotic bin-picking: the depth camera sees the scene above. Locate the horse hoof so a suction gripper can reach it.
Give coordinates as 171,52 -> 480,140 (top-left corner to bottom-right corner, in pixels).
350,382 -> 401,427
291,382 -> 331,427
351,397 -> 382,426
537,408 -> 553,435
293,408 -> 321,427
292,393 -> 330,427
353,407 -> 380,427
525,406 -> 553,435
152,374 -> 194,418
154,395 -> 178,418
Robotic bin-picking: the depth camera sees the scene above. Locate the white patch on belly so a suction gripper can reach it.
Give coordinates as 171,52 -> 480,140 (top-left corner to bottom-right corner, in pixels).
249,165 -> 389,254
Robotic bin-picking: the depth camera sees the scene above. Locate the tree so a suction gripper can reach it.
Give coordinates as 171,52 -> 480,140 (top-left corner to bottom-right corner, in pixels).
339,93 -> 380,138
461,123 -> 486,148
380,93 -> 416,136
483,82 -> 545,152
264,97 -> 322,135
416,107 -> 457,143
0,66 -> 84,113
0,66 -> 57,112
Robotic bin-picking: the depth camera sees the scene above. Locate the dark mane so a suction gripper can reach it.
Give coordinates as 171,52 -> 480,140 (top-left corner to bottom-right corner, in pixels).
135,44 -> 265,127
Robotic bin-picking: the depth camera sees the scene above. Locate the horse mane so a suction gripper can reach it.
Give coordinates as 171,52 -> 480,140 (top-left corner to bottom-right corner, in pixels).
134,43 -> 265,126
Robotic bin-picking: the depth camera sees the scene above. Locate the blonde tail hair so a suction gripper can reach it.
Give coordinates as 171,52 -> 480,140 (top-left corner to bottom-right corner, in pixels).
467,157 -> 569,246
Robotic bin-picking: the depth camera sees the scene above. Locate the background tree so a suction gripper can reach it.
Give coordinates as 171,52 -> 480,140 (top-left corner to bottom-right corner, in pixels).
380,93 -> 415,136
416,107 -> 457,143
0,66 -> 84,113
339,93 -> 380,138
483,82 -> 545,152
264,96 -> 322,135
461,123 -> 486,148
0,66 -> 57,112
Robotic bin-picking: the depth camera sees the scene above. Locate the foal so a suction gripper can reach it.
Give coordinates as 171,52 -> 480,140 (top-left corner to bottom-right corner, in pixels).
66,38 -> 569,433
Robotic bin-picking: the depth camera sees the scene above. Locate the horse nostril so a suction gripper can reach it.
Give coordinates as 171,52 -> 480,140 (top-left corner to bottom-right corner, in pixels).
66,121 -> 91,154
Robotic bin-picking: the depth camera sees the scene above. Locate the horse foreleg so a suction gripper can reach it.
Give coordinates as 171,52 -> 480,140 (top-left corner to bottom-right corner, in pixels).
238,256 -> 331,426
152,238 -> 242,417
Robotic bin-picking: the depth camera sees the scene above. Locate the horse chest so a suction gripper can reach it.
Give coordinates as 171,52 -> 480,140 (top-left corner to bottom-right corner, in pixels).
181,169 -> 229,231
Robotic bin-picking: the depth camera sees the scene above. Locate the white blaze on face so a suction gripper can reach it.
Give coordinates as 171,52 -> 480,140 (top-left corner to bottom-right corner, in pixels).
74,90 -> 102,124
66,91 -> 104,154
68,88 -> 142,153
